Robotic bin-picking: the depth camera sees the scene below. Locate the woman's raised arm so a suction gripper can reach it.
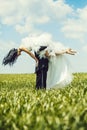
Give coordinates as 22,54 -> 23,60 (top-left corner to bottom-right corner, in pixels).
18,47 -> 38,63
55,48 -> 77,55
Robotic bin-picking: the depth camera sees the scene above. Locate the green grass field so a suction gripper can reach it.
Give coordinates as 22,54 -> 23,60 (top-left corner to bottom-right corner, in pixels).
0,73 -> 87,130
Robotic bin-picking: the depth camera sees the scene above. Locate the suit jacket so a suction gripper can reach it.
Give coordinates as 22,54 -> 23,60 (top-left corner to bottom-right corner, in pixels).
35,46 -> 48,73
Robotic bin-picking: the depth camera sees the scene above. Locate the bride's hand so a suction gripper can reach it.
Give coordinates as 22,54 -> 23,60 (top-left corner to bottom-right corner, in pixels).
66,48 -> 77,55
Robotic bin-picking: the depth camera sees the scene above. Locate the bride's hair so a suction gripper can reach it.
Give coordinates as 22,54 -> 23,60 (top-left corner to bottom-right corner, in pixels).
2,48 -> 18,66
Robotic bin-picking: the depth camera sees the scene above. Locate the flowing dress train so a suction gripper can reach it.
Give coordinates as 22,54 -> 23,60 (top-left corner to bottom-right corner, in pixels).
46,55 -> 73,89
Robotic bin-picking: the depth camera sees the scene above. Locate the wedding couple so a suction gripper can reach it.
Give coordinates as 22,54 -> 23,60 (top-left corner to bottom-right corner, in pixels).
2,35 -> 77,90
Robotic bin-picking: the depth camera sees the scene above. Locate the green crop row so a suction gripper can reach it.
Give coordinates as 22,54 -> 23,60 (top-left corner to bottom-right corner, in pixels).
0,73 -> 87,130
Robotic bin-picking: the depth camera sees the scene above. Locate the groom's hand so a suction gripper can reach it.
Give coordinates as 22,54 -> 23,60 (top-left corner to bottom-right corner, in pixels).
36,61 -> 39,67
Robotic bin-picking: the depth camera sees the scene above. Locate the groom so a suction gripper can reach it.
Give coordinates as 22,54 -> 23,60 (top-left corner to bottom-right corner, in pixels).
35,46 -> 49,89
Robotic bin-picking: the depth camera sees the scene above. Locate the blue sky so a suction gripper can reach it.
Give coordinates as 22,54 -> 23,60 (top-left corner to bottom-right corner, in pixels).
66,0 -> 87,8
0,0 -> 87,73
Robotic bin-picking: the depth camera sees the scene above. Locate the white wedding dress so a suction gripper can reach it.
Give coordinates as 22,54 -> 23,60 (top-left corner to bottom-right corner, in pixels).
46,55 -> 72,89
45,43 -> 73,89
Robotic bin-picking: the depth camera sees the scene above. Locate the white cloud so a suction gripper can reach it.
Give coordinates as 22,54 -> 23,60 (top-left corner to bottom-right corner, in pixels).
78,6 -> 87,20
15,15 -> 50,34
1,0 -> 87,43
0,0 -> 16,16
49,0 -> 73,20
83,45 -> 87,52
61,6 -> 87,41
0,0 -> 73,34
15,23 -> 34,34
35,16 -> 50,24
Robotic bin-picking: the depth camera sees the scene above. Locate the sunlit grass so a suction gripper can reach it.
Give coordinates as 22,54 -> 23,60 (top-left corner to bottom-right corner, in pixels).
0,73 -> 87,130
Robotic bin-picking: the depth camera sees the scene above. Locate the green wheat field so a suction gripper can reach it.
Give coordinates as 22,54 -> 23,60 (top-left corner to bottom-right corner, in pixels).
0,73 -> 87,130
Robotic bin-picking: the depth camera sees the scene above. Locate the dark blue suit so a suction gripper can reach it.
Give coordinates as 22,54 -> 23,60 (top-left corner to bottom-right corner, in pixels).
35,46 -> 48,89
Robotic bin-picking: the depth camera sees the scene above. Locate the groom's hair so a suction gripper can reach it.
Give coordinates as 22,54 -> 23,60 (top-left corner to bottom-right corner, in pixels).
2,48 -> 18,66
39,46 -> 47,51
